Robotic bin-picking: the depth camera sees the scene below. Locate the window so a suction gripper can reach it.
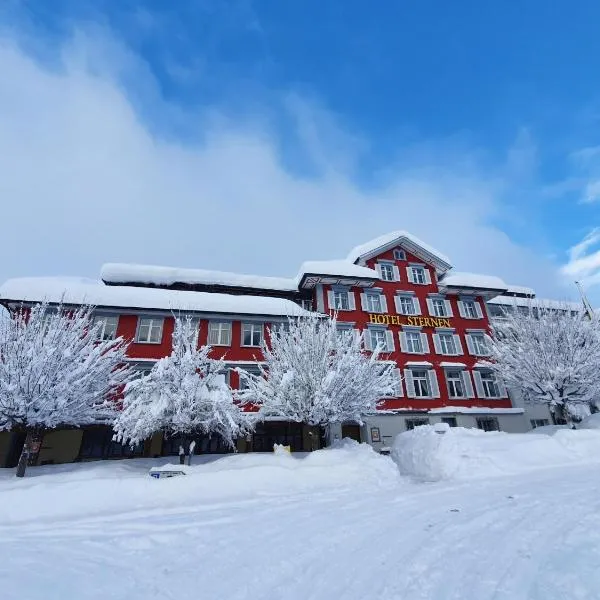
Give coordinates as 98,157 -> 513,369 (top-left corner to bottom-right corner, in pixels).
459,298 -> 483,319
365,293 -> 383,313
467,333 -> 489,356
242,323 -> 263,347
397,295 -> 418,315
441,417 -> 457,427
370,328 -> 387,350
136,317 -> 164,344
379,263 -> 395,282
445,370 -> 465,398
431,298 -> 447,317
335,326 -> 354,344
531,419 -> 550,429
438,333 -> 457,355
480,372 -> 500,398
410,266 -> 426,284
332,290 -> 350,311
238,367 -> 260,391
406,331 -> 424,353
476,417 -> 499,432
301,299 -> 313,311
208,321 -> 232,346
412,370 -> 430,397
394,248 -> 406,261
406,418 -> 429,430
93,315 -> 118,341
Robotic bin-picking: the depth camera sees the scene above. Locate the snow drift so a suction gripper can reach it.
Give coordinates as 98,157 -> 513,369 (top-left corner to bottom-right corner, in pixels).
0,440 -> 398,525
392,425 -> 600,482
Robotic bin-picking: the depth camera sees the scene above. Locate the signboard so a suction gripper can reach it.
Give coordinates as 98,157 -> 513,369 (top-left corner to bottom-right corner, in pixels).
368,314 -> 452,328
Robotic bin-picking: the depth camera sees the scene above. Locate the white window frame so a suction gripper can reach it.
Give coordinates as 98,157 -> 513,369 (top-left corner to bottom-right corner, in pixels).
241,322 -> 263,347
403,368 -> 440,399
426,297 -> 453,318
208,321 -> 232,346
377,261 -> 400,282
393,248 -> 406,261
459,298 -> 484,319
93,315 -> 119,341
466,332 -> 489,356
405,418 -> 429,430
363,291 -> 386,313
328,288 -> 355,312
406,331 -> 423,353
473,370 -> 506,398
135,317 -> 164,344
400,330 -> 429,354
366,327 -> 395,352
395,295 -> 421,316
445,370 -> 465,399
476,417 -> 500,432
407,265 -> 432,285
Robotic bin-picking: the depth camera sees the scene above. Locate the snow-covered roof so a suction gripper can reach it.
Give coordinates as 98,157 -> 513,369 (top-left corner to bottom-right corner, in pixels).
296,260 -> 378,282
0,277 -> 313,318
428,407 -> 524,415
102,263 -> 297,292
347,231 -> 452,269
504,284 -> 535,297
488,296 -> 584,312
439,272 -> 508,291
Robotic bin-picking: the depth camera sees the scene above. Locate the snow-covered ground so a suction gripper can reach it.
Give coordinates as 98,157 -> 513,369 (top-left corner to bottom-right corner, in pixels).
2,436 -> 600,599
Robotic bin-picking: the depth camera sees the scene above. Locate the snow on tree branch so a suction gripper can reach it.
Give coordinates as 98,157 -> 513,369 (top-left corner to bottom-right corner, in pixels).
485,301 -> 600,418
237,314 -> 399,426
0,302 -> 132,431
113,317 -> 251,448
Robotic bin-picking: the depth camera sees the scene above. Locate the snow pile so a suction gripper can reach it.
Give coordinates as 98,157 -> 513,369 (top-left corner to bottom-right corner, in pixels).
579,413 -> 600,429
296,260 -> 378,282
391,425 -> 600,482
0,441 -> 398,525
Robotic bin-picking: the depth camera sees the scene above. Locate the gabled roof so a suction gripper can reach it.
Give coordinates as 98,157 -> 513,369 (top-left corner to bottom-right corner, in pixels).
102,263 -> 297,292
347,231 -> 453,272
0,277 -> 312,318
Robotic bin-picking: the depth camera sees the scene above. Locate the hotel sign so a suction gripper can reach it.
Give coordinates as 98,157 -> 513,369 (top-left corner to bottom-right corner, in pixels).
368,314 -> 452,328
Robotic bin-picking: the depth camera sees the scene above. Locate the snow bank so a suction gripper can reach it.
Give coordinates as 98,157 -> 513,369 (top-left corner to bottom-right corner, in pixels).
579,413 -> 600,429
391,425 -> 600,482
0,441 -> 398,525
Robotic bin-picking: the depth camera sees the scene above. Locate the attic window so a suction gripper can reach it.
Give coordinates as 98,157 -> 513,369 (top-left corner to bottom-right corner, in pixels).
394,248 -> 406,261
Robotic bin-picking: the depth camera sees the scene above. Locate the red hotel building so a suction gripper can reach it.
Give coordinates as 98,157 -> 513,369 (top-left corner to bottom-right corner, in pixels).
0,231 -> 528,465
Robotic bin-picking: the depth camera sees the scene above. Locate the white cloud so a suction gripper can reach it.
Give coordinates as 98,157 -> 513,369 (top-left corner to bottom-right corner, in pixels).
561,228 -> 600,286
0,31 -> 571,301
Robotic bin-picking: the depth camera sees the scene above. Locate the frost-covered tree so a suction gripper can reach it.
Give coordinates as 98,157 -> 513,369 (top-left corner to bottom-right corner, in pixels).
113,317 -> 251,464
237,314 -> 399,435
485,302 -> 600,425
0,302 -> 132,477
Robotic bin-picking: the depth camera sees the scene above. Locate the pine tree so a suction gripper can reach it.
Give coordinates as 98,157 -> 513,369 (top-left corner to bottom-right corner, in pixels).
485,302 -> 600,425
237,314 -> 399,433
0,302 -> 132,476
113,317 -> 251,463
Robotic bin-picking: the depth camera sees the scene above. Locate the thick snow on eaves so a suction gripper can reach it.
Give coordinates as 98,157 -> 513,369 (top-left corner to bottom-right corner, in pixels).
0,277 -> 312,317
102,263 -> 298,292
505,284 -> 535,297
296,260 -> 378,282
347,231 -> 452,266
488,295 -> 584,311
440,271 -> 508,291
428,407 -> 524,415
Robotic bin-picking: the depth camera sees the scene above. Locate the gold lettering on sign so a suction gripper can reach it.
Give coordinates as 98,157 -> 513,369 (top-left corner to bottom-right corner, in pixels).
366,314 -> 454,328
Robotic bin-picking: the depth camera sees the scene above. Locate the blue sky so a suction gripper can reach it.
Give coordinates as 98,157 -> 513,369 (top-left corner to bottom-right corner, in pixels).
1,0 -> 600,301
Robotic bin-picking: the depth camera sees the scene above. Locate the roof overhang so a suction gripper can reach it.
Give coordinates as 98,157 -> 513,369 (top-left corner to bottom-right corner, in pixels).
297,273 -> 377,290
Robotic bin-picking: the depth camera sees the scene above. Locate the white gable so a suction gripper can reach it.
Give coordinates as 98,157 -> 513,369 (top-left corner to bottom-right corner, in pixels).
347,231 -> 452,271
